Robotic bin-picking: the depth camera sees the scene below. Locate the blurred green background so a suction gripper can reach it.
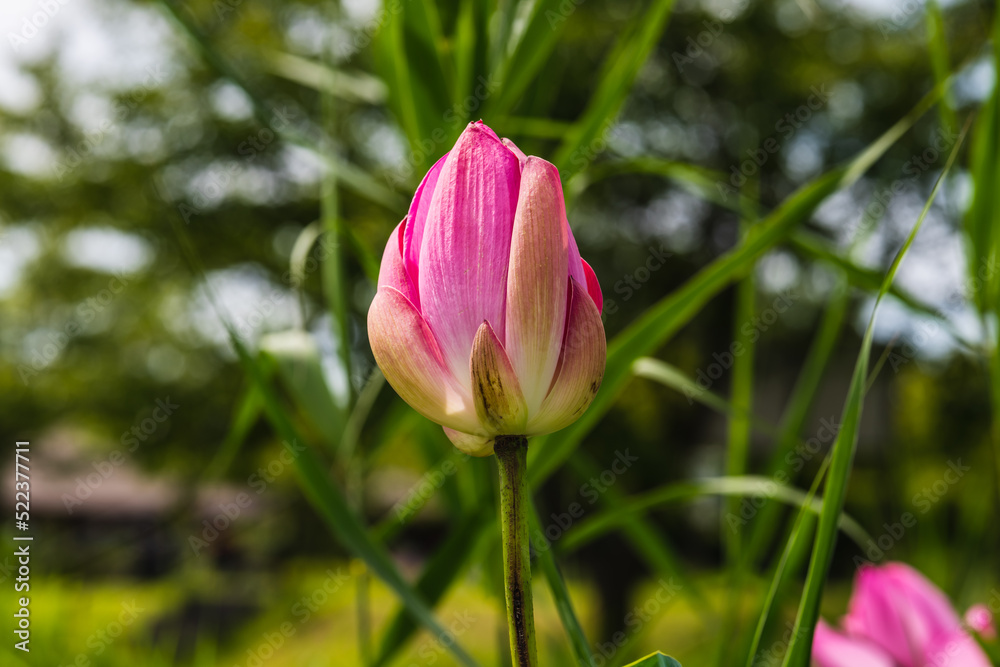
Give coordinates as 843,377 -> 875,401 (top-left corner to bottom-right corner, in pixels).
1,0 -> 998,665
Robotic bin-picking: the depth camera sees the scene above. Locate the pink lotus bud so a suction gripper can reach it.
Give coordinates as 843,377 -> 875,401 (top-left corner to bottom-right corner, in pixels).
368,121 -> 606,456
813,562 -> 992,667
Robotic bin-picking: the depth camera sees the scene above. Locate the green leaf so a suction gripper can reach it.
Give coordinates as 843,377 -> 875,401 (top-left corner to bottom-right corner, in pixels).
718,206 -> 758,667
568,161 -> 969,352
288,221 -> 324,292
963,9 -> 1000,319
622,652 -> 683,667
453,0 -> 489,114
724,214 -> 758,539
745,307 -> 908,667
632,358 -> 782,440
261,50 -> 388,104
781,116 -> 971,667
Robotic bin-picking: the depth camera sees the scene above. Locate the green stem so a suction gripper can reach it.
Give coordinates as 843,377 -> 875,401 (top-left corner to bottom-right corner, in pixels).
495,435 -> 538,667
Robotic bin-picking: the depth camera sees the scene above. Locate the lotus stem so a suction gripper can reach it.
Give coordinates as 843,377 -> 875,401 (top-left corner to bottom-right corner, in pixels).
495,434 -> 538,667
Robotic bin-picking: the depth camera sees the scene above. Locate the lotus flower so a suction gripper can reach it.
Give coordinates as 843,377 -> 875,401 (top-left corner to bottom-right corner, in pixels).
368,121 -> 606,456
813,563 -> 994,667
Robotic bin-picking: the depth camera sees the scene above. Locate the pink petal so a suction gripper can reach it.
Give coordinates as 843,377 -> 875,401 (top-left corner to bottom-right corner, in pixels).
566,221 -> 586,287
884,563 -> 962,636
470,321 -> 528,434
367,287 -> 478,433
885,564 -> 964,660
922,629 -> 993,667
526,277 -> 606,435
845,564 -> 962,667
844,568 -> 922,666
501,131 -> 588,292
502,137 -> 528,168
403,151 -> 448,287
505,157 -> 571,412
474,119 -> 501,142
581,258 -> 603,312
417,122 -> 521,385
443,428 -> 495,457
813,620 -> 895,667
377,219 -> 420,308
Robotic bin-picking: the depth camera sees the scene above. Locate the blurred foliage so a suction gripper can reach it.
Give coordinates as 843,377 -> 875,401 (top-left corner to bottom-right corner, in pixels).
1,0 -> 999,665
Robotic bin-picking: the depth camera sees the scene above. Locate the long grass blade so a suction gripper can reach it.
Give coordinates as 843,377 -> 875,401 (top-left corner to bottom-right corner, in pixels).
742,277 -> 849,565
373,504 -> 494,667
202,382 -> 261,479
320,27 -> 355,407
632,358 -> 782,439
558,474 -> 869,556
567,157 -> 760,214
552,0 -> 677,177
528,500 -> 596,667
487,0 -> 573,117
964,10 -> 1000,512
166,217 -> 482,667
780,115 -> 971,667
743,456 -> 832,667
259,331 -> 344,451
262,50 -> 388,104
567,160 -> 962,348
746,319 -> 908,663
715,188 -> 759,667
375,2 -> 453,162
925,0 -> 957,135
787,230 -> 978,353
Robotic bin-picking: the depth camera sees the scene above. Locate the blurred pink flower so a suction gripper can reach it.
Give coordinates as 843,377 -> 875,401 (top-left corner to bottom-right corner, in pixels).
813,562 -> 994,667
966,605 -> 997,641
368,121 -> 606,456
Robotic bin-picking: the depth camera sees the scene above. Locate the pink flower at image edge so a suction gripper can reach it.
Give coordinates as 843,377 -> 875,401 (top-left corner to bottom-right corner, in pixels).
813,562 -> 994,667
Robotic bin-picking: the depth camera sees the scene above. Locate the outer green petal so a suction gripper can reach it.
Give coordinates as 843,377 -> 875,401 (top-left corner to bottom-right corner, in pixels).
443,428 -> 495,457
470,320 -> 528,434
